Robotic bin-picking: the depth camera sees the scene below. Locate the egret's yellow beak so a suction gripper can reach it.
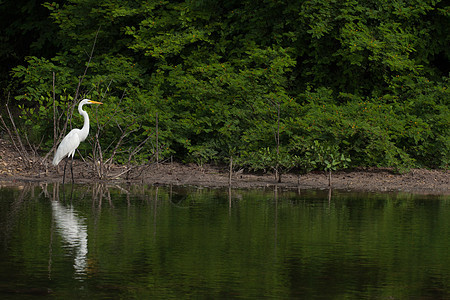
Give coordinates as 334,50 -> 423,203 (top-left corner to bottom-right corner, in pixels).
88,100 -> 103,105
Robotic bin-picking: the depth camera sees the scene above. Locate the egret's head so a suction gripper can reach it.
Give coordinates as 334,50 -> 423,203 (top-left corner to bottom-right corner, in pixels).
81,99 -> 103,105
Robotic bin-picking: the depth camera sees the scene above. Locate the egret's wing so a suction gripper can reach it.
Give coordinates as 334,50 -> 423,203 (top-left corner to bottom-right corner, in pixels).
52,129 -> 81,166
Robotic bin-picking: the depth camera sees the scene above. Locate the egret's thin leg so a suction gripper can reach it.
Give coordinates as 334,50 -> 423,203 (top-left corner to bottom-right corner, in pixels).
69,183 -> 74,203
63,157 -> 69,185
70,156 -> 74,184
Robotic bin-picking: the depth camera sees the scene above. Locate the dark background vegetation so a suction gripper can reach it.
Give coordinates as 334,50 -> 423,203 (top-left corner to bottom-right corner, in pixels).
0,0 -> 448,175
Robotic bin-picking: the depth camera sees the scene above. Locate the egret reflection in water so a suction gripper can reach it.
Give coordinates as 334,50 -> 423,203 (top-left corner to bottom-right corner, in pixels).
51,200 -> 88,279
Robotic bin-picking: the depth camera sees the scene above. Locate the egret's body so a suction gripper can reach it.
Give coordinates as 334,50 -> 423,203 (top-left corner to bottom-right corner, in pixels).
53,99 -> 103,183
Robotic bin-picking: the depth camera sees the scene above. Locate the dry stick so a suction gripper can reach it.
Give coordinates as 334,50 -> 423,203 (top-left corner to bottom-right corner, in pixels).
111,134 -> 152,179
125,156 -> 172,181
45,71 -> 57,173
23,131 -> 41,162
6,102 -> 27,156
0,114 -> 25,162
41,98 -> 66,164
91,103 -> 104,179
229,156 -> 233,186
96,133 -> 104,178
104,125 -> 131,164
73,26 -> 100,106
93,78 -> 114,172
93,88 -> 127,177
112,156 -> 158,180
53,72 -> 56,150
0,118 -> 5,132
99,86 -> 124,133
128,134 -> 152,161
276,100 -> 281,183
112,165 -> 140,180
276,100 -> 280,156
130,129 -> 151,157
270,98 -> 281,183
155,111 -> 159,165
103,120 -> 138,171
2,100 -> 31,168
0,114 -> 15,145
93,131 -> 104,179
101,124 -> 142,180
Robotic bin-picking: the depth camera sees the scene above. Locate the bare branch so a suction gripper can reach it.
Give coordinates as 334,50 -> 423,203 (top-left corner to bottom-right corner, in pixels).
53,72 -> 56,148
1,98 -> 32,168
73,26 -> 101,104
128,134 -> 152,162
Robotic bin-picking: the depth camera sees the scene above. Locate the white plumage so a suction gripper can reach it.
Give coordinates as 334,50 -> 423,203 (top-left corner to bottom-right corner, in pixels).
52,99 -> 102,182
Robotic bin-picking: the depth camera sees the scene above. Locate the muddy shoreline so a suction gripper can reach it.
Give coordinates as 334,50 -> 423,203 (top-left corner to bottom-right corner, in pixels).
1,161 -> 448,195
1,138 -> 448,195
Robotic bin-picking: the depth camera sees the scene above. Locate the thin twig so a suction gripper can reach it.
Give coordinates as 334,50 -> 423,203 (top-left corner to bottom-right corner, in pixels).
2,98 -> 31,168
53,72 -> 56,149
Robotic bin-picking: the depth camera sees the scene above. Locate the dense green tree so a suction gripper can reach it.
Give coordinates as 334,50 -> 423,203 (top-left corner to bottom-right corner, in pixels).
2,0 -> 449,171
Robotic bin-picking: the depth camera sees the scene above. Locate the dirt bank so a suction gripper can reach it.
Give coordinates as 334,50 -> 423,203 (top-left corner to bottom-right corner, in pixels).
0,138 -> 448,195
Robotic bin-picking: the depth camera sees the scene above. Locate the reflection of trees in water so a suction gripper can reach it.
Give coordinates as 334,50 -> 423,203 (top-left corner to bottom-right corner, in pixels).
2,182 -> 276,275
0,184 -> 32,248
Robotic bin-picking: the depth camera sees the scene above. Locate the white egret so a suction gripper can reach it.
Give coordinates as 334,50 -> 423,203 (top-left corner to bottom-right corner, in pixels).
52,99 -> 103,183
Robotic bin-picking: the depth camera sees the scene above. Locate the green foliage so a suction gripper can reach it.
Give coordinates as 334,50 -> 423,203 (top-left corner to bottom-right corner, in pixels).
236,147 -> 298,175
2,0 -> 448,170
306,140 -> 351,173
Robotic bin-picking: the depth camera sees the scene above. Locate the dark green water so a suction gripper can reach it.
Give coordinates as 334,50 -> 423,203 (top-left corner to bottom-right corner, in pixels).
0,184 -> 449,299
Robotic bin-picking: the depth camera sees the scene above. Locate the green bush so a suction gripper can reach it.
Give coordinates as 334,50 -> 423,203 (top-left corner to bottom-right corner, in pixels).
3,0 -> 448,171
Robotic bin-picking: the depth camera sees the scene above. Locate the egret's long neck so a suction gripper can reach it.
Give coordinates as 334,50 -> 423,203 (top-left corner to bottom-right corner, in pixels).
78,103 -> 90,142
